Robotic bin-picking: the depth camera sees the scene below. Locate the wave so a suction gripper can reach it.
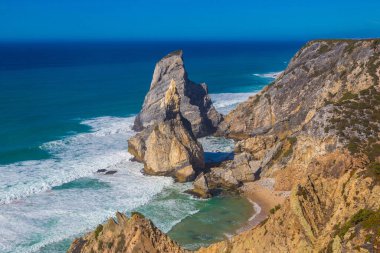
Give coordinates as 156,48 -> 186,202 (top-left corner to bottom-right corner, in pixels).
0,90 -> 254,253
210,92 -> 257,115
0,116 -> 174,253
253,71 -> 283,79
0,116 -> 137,205
248,200 -> 262,221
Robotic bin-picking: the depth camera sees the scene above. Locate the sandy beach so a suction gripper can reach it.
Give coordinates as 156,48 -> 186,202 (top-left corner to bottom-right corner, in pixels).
236,178 -> 290,233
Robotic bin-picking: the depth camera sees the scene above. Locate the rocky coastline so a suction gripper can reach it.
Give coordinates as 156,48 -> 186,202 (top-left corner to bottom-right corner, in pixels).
68,39 -> 380,253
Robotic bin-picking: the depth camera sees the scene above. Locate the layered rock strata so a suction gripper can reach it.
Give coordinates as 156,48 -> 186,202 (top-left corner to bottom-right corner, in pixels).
133,50 -> 222,138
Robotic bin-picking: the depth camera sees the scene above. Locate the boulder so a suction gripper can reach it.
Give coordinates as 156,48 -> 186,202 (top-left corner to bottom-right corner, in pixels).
187,172 -> 212,198
229,152 -> 261,182
133,50 -> 222,137
188,152 -> 261,198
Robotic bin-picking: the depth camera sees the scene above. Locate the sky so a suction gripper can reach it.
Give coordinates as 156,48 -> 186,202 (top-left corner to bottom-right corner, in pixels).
0,0 -> 379,41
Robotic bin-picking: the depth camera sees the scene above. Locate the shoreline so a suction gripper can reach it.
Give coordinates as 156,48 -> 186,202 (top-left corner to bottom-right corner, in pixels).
236,179 -> 289,234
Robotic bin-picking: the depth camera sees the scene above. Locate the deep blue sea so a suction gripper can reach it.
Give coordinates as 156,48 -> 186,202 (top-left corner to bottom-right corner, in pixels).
0,41 -> 303,252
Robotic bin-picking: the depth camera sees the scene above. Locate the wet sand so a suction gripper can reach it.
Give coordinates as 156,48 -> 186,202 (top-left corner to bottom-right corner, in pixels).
237,178 -> 290,233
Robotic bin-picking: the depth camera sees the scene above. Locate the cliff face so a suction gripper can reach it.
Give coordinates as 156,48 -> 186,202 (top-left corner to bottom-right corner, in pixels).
200,39 -> 380,252
218,39 -> 380,190
133,50 -> 222,138
198,152 -> 380,253
219,39 -> 379,140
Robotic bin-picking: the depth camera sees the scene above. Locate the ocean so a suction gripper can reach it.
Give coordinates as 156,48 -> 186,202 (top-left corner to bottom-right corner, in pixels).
0,41 -> 303,252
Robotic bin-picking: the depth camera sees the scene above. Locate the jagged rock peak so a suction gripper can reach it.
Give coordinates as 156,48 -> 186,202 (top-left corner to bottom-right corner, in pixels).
133,50 -> 222,138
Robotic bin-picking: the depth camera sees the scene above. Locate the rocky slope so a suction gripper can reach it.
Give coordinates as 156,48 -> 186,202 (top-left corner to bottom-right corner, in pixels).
68,212 -> 188,253
198,39 -> 380,252
133,50 -> 222,138
217,39 -> 380,190
128,79 -> 204,182
69,39 -> 380,253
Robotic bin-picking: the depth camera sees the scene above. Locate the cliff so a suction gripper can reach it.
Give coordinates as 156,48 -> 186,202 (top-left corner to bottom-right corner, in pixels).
69,39 -> 380,253
218,39 -> 380,190
200,39 -> 380,252
133,50 -> 222,138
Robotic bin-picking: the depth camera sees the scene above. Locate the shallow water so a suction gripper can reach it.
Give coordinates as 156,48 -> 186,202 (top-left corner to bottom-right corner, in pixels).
168,195 -> 253,250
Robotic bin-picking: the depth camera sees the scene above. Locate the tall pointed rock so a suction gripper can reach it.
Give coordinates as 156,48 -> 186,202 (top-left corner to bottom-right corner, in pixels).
133,50 -> 222,138
128,78 -> 205,182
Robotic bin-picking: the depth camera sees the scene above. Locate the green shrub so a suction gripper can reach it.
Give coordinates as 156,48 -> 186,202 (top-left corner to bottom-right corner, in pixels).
131,211 -> 145,219
269,205 -> 281,215
335,209 -> 377,239
94,224 -> 103,240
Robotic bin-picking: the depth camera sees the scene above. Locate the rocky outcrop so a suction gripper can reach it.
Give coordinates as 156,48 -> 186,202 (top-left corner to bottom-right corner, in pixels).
128,79 -> 204,182
187,173 -> 212,198
133,50 -> 222,138
189,152 -> 261,198
67,212 -> 189,253
218,39 -> 380,189
219,39 -> 380,140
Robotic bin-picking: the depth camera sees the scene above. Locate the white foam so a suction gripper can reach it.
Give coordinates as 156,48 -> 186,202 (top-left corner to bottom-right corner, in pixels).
0,116 -> 136,205
135,183 -> 201,233
253,71 -> 283,79
210,92 -> 256,115
0,116 -> 173,253
248,200 -> 262,221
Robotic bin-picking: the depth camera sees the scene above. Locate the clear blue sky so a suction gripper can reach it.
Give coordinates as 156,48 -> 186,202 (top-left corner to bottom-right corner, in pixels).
0,0 -> 379,41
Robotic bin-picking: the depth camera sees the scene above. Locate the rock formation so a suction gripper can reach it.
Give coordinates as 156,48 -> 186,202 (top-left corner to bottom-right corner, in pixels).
70,39 -> 380,253
128,79 -> 204,182
189,152 -> 261,198
67,212 -> 189,253
218,39 -> 380,189
201,39 -> 380,252
133,50 -> 222,138
197,152 -> 380,253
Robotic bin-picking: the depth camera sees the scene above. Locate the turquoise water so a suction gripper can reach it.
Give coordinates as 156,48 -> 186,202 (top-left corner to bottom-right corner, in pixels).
168,195 -> 253,250
0,41 -> 302,252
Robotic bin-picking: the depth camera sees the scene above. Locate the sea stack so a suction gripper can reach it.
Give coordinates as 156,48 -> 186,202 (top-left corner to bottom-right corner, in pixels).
133,50 -> 222,138
128,79 -> 205,182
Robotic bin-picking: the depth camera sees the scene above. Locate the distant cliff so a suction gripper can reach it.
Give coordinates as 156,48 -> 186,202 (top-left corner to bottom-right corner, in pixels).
68,39 -> 380,253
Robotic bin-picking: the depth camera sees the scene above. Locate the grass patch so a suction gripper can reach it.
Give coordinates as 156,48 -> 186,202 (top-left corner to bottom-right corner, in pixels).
334,209 -> 380,241
318,44 -> 330,54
